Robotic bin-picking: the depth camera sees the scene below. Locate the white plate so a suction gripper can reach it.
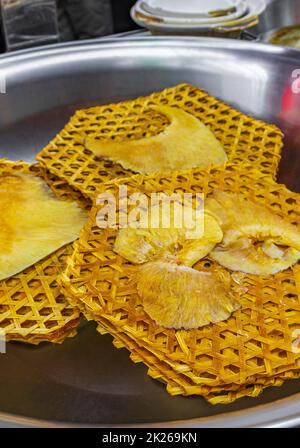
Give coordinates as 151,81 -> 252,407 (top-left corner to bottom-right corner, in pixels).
144,0 -> 240,15
139,0 -> 248,25
134,2 -> 247,26
141,0 -> 244,19
131,0 -> 266,32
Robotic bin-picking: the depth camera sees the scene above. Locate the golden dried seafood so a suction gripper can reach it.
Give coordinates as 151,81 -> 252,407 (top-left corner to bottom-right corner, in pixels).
114,205 -> 223,266
0,172 -> 86,281
136,261 -> 241,329
0,159 -> 87,344
86,105 -> 227,174
114,200 -> 238,329
206,191 -> 300,275
60,163 -> 300,404
36,84 -> 283,199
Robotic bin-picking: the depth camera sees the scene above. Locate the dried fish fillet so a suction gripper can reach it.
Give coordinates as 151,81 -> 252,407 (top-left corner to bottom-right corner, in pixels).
206,191 -> 300,275
86,105 -> 227,174
0,173 -> 86,280
114,208 -> 223,266
136,261 -> 241,329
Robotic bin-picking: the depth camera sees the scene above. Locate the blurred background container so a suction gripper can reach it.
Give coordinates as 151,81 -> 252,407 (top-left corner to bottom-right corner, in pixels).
0,0 -> 138,52
130,0 -> 266,37
1,0 -> 300,52
253,0 -> 300,34
0,0 -> 59,51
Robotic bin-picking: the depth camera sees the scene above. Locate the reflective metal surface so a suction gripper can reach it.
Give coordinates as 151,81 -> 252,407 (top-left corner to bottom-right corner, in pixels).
253,0 -> 300,36
1,37 -> 300,426
248,0 -> 300,46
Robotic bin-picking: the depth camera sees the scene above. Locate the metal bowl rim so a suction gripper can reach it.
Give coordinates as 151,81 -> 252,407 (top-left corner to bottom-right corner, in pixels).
1,35 -> 300,64
1,36 -> 300,427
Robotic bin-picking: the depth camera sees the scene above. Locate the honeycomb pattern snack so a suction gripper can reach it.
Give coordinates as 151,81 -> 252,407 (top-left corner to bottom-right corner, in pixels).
61,162 -> 300,403
0,160 -> 89,344
97,318 -> 298,405
37,84 -> 283,200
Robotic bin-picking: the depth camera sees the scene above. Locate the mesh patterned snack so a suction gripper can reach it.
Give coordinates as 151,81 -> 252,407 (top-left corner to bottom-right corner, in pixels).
85,104 -> 228,173
97,318 -> 300,405
37,84 -> 283,200
62,271 -> 300,403
0,160 -> 88,344
63,274 -> 300,403
61,162 -> 300,402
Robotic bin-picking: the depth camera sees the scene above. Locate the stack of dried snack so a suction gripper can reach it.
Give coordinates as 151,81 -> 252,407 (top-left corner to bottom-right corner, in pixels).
36,83 -> 283,194
0,160 -> 87,344
59,163 -> 300,404
4,83 -> 300,405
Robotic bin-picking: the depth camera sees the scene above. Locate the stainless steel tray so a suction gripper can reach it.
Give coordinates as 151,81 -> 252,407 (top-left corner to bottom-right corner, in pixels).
253,0 -> 300,36
1,37 -> 300,427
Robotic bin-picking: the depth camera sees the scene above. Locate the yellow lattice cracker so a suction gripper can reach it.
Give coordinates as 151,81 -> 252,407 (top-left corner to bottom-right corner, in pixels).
37,84 -> 283,200
0,160 -> 88,344
63,285 -> 300,403
99,320 -> 300,405
61,162 -> 300,402
69,304 -> 299,404
39,166 -> 91,208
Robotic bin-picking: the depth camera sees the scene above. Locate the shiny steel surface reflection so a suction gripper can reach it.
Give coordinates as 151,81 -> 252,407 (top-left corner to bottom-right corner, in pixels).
0,37 -> 300,427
